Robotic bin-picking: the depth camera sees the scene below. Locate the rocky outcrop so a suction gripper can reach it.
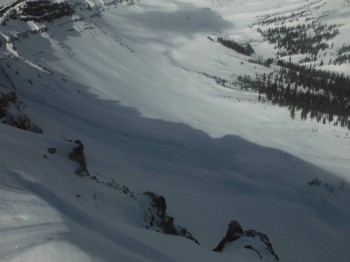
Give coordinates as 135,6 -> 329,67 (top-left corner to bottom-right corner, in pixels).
245,229 -> 279,260
13,0 -> 74,23
213,220 -> 244,252
143,192 -> 199,245
0,91 -> 17,119
0,90 -> 42,133
0,1 -> 24,19
68,140 -> 89,176
214,220 -> 279,261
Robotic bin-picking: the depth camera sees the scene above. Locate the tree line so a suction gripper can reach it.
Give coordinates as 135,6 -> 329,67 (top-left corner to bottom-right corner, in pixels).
259,22 -> 339,59
217,37 -> 255,56
236,61 -> 350,129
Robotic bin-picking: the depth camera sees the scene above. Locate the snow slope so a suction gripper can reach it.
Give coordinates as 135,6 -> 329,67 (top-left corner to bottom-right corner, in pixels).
1,0 -> 350,261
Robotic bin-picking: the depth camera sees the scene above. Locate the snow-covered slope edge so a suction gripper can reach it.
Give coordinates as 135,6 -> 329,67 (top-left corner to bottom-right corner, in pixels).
1,102 -> 350,262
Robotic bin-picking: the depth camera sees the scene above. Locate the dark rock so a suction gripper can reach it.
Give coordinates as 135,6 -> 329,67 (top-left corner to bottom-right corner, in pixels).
68,140 -> 89,176
245,229 -> 279,261
3,114 -> 43,133
177,227 -> 199,244
214,220 -> 244,252
0,90 -> 42,133
308,178 -> 336,194
144,192 -> 167,219
227,220 -> 244,240
143,192 -> 200,245
308,178 -> 322,186
163,216 -> 177,235
0,91 -> 17,117
48,147 -> 57,154
214,220 -> 279,261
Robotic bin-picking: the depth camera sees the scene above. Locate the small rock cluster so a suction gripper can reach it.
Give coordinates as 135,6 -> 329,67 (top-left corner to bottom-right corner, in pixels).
308,178 -> 336,194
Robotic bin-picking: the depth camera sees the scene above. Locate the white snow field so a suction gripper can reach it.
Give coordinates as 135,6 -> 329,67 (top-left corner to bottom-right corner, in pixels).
0,0 -> 350,261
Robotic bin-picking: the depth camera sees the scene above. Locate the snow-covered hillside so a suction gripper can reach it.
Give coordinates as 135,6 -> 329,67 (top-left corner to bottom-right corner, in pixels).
1,0 -> 350,261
